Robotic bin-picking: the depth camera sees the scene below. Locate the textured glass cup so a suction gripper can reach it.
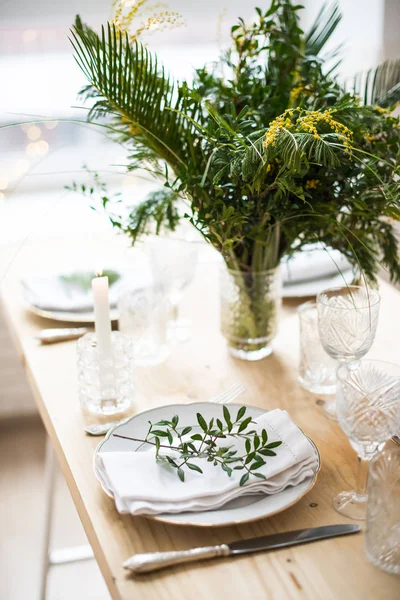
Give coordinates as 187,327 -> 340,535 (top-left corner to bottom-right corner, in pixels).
334,360 -> 400,520
297,301 -> 336,394
144,236 -> 198,341
118,286 -> 172,366
77,332 -> 135,415
317,285 -> 380,419
366,448 -> 400,574
220,266 -> 281,361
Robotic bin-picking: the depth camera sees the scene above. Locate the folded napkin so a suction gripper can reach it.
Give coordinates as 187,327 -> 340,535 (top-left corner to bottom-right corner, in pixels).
96,409 -> 318,516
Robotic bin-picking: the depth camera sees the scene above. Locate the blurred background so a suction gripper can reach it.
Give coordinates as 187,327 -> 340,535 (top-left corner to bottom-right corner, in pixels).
0,1 -> 399,598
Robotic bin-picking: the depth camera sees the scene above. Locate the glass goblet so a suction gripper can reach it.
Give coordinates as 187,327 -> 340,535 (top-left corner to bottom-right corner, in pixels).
334,360 -> 400,520
317,285 -> 380,420
144,235 -> 198,341
365,447 -> 400,574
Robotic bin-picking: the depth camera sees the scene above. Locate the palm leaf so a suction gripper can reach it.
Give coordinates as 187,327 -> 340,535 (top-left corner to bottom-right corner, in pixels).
350,59 -> 400,107
70,17 -> 202,171
305,1 -> 342,57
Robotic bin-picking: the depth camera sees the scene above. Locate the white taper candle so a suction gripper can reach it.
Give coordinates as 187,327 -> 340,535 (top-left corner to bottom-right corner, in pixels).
92,274 -> 112,358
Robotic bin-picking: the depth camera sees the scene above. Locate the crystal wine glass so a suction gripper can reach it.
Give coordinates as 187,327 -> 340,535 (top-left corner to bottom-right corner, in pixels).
144,235 -> 198,341
316,285 -> 380,419
365,447 -> 400,574
334,360 -> 400,520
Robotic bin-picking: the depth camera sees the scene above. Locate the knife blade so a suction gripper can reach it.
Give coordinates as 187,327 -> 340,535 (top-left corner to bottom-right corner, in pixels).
123,524 -> 360,574
229,524 -> 359,555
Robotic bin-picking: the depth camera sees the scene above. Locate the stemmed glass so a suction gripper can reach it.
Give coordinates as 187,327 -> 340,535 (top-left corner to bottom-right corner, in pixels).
316,285 -> 380,419
144,235 -> 198,341
334,360 -> 400,520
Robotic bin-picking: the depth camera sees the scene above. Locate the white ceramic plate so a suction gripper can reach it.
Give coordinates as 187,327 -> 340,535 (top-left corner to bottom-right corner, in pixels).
94,402 -> 320,527
22,268 -> 123,323
282,268 -> 354,298
24,302 -> 119,323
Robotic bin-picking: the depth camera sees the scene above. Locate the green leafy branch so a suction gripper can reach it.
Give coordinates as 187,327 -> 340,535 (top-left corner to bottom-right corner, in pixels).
113,405 -> 282,486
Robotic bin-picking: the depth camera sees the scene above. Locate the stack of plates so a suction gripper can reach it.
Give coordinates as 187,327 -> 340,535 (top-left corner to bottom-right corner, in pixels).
282,244 -> 353,297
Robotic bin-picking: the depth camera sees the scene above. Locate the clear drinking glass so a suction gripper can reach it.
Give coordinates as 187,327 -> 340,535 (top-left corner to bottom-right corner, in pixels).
317,285 -> 380,419
144,236 -> 198,341
118,285 -> 172,366
297,301 -> 336,394
365,447 -> 400,574
334,360 -> 400,520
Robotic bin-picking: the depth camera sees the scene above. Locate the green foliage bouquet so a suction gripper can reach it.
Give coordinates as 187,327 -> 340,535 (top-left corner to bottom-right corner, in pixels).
71,0 -> 400,358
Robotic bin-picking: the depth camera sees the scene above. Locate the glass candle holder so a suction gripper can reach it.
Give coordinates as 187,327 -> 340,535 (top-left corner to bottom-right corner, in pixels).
77,332 -> 134,415
297,301 -> 337,395
365,447 -> 400,574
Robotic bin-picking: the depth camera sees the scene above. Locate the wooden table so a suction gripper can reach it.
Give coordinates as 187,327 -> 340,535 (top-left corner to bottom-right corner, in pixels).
1,233 -> 399,600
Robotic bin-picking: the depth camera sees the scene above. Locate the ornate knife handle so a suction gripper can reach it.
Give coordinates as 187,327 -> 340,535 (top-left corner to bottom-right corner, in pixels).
36,327 -> 90,344
123,544 -> 230,574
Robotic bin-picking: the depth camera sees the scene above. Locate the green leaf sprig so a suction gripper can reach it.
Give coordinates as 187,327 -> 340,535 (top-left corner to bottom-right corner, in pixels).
113,406 -> 282,486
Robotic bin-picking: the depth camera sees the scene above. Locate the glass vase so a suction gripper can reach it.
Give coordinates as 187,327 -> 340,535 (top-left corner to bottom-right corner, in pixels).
220,265 -> 281,361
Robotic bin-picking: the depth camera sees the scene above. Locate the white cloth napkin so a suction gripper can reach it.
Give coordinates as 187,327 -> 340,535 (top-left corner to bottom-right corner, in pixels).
96,409 -> 318,516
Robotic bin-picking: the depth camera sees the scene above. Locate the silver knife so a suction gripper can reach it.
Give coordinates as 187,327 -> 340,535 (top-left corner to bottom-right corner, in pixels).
123,524 -> 360,574
36,327 -> 91,344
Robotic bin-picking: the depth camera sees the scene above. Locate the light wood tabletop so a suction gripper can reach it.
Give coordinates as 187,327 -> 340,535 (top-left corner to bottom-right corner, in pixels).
1,233 -> 399,600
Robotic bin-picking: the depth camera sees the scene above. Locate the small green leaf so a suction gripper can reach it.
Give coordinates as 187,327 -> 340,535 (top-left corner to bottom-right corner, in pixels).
217,418 -> 224,431
253,472 -> 267,480
187,463 -> 203,474
151,430 -> 169,437
240,473 -> 250,486
221,463 -> 232,477
167,430 -> 173,446
191,434 -> 203,441
245,438 -> 251,453
236,406 -> 246,421
197,413 -> 208,432
266,441 -> 282,449
172,415 -> 179,427
209,418 -> 214,430
250,459 -> 266,470
262,429 -> 268,445
254,435 -> 260,450
238,417 -> 252,433
153,420 -> 170,426
245,452 -> 255,464
233,465 -> 244,470
181,426 -> 192,436
155,437 -> 160,455
259,449 -> 277,456
223,405 -> 232,426
177,468 -> 185,482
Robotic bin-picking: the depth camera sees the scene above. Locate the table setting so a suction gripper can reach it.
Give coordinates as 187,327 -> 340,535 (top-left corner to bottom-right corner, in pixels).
3,0 -> 400,598
13,235 -> 399,584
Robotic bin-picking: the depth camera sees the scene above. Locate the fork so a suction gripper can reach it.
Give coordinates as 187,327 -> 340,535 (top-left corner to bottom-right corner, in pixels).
84,382 -> 246,436
211,382 -> 246,405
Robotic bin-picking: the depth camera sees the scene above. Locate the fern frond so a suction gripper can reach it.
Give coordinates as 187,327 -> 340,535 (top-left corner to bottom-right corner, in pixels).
305,1 -> 342,57
70,18 -> 203,171
350,59 -> 400,107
